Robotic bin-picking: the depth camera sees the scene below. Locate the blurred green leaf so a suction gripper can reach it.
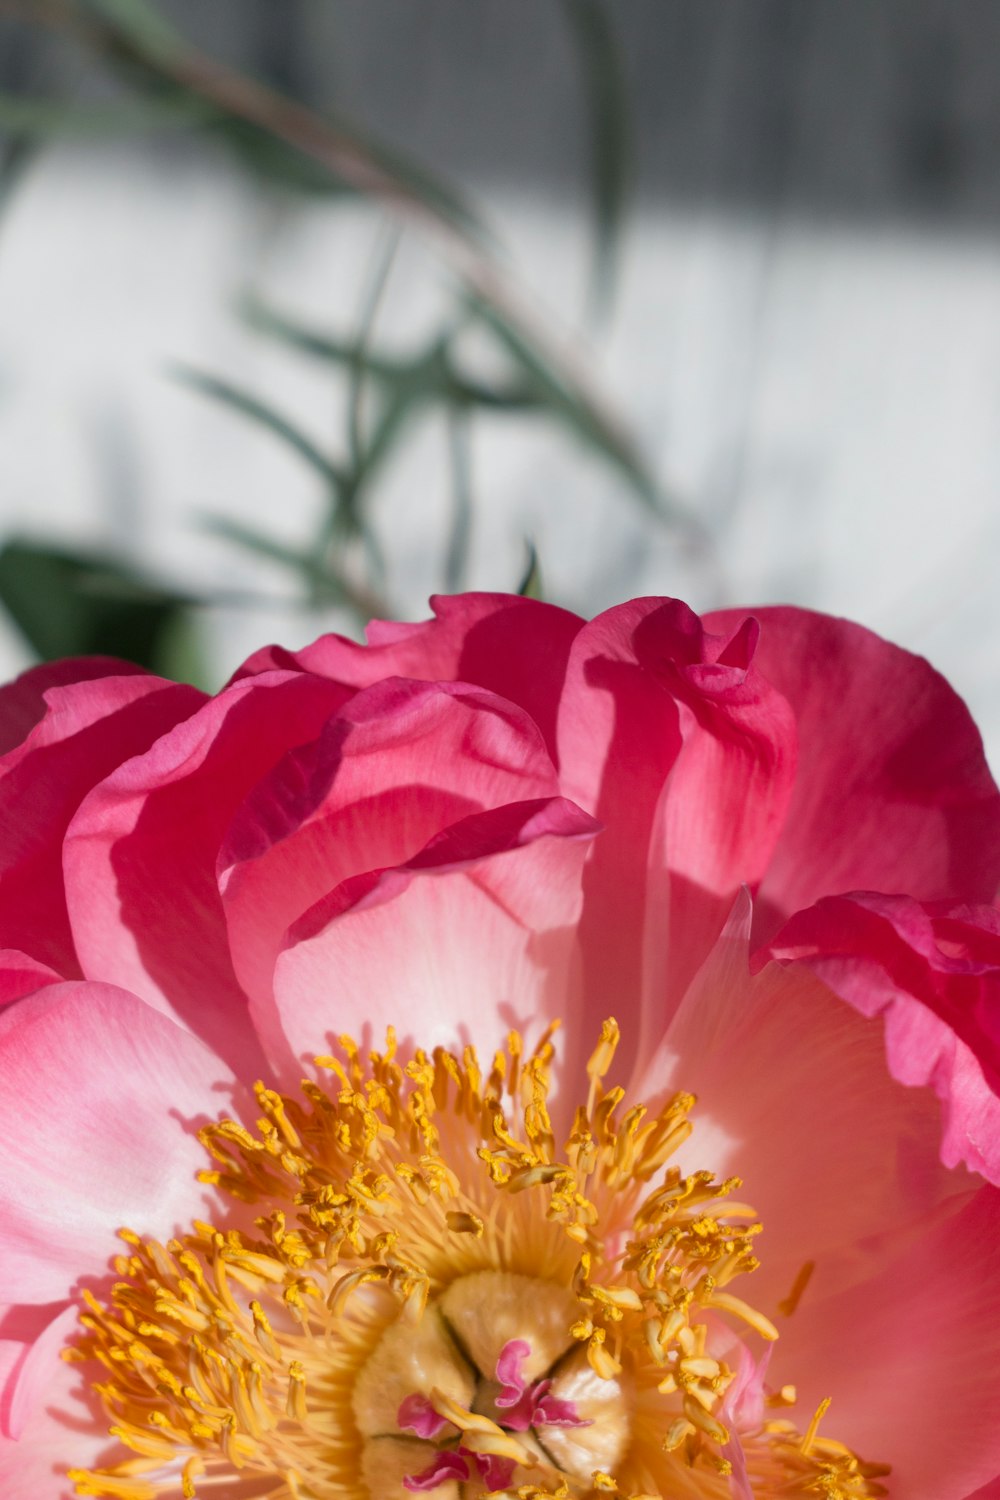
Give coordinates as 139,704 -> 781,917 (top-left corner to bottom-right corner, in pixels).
467,294 -> 660,512
171,366 -> 346,493
517,541 -> 544,600
0,539 -> 197,676
560,0 -> 631,320
202,515 -> 386,620
79,0 -> 185,65
70,2 -> 485,233
0,134 -> 35,223
444,412 -> 473,592
209,117 -> 357,197
243,298 -> 541,414
0,88 -> 215,136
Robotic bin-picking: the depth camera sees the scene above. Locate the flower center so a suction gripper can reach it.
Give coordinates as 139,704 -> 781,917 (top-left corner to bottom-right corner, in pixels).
357,1270 -> 625,1496
66,1022 -> 890,1500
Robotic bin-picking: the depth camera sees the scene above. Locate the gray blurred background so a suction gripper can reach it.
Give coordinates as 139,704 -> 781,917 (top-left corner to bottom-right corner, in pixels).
1,1 -> 999,760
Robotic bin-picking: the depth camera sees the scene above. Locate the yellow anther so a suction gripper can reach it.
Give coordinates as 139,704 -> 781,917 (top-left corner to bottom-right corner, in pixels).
285,1362 -> 307,1422
778,1259 -> 816,1318
705,1291 -> 779,1341
587,1018 -> 621,1083
445,1210 -> 485,1236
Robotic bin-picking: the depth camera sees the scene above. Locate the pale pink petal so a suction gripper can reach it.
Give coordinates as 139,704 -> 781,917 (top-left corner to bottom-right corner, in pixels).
232,593 -> 583,761
767,893 -> 1000,1184
0,1303 -> 71,1441
1,1305 -> 78,1441
220,677 -> 564,1027
557,600 -> 796,1077
0,669 -> 202,974
0,1305 -> 107,1500
268,799 -> 596,1081
775,1185 -> 1000,1500
0,982 -> 238,1303
64,670 -> 349,1076
707,606 -> 1000,942
0,951 -> 61,1007
637,895 -> 972,1315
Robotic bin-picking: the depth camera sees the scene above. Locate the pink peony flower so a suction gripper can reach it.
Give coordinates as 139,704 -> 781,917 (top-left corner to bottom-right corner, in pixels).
0,593 -> 998,1500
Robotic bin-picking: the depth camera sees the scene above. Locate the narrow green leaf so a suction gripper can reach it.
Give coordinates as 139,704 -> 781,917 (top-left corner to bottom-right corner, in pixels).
243,298 -> 542,413
332,112 -> 487,242
202,515 -> 387,621
242,298 -> 409,380
78,2 -> 484,233
0,88 -> 215,137
468,295 -> 660,512
444,412 -> 473,592
80,0 -> 186,65
560,0 -> 631,320
171,366 -> 345,492
211,118 -> 358,198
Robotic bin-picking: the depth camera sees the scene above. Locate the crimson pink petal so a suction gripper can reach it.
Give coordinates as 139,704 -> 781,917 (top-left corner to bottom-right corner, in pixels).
0,982 -> 239,1303
269,798 -> 596,1082
0,668 -> 202,975
232,592 -> 583,760
64,670 -> 350,1076
557,599 -> 796,1077
220,677 -> 563,1029
0,656 -> 149,755
707,606 -> 1000,943
0,950 -> 61,1007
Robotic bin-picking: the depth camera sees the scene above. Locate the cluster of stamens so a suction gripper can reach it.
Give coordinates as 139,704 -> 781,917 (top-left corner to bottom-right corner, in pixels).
65,1020 -> 890,1499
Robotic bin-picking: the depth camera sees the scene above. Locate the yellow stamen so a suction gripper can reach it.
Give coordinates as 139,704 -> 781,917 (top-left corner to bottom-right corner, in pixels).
66,1024 -> 886,1500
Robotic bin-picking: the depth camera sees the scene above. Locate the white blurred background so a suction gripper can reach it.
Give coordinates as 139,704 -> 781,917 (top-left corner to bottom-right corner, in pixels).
1,1 -> 999,762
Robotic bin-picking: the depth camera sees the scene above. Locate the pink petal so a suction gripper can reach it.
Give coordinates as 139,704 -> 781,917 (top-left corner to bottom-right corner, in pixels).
0,1305 -> 107,1500
470,1451 -> 517,1491
0,951 -> 61,1007
636,894 -> 973,1315
531,1385 -> 591,1428
0,1305 -> 78,1441
64,670 -> 349,1076
397,1394 -> 452,1440
0,981 -> 238,1302
232,593 -> 583,761
776,1185 -> 1000,1500
403,1449 -> 470,1490
707,606 -> 1000,943
0,668 -> 202,975
220,677 -> 565,1039
495,1338 -> 531,1406
767,893 -> 1000,1184
0,656 -> 150,755
557,599 -> 796,1078
269,798 -> 597,1082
